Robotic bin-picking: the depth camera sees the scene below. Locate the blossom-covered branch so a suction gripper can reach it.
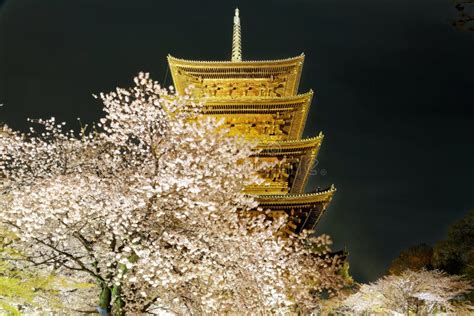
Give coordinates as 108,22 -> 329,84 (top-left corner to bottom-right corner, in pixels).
0,73 -> 345,314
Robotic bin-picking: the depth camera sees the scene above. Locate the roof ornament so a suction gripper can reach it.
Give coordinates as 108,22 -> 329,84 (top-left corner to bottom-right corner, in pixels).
231,8 -> 242,62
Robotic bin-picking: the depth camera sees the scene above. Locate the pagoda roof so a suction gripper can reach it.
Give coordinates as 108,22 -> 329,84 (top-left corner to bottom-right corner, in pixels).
202,91 -> 313,140
167,54 -> 305,97
257,185 -> 335,205
168,54 -> 305,66
253,135 -> 323,194
255,186 -> 336,232
256,134 -> 323,154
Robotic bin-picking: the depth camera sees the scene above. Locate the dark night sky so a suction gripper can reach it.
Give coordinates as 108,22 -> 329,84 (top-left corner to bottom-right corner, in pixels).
0,0 -> 473,282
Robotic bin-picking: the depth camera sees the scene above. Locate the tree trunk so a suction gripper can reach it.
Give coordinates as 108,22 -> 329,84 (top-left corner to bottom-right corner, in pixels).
98,257 -> 135,315
97,284 -> 126,316
98,286 -> 111,316
112,284 -> 125,316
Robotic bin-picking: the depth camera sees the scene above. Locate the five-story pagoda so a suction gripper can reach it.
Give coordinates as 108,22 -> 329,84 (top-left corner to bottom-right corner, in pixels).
168,9 -> 335,234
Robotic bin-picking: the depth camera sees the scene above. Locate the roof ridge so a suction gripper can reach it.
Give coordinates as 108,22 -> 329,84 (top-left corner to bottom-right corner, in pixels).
167,54 -> 305,65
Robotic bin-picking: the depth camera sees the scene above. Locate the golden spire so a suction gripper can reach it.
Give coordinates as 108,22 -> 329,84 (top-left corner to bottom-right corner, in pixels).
231,8 -> 242,62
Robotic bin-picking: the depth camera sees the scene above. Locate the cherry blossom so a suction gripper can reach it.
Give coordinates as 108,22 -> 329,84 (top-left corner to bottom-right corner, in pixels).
0,73 -> 345,314
343,269 -> 473,315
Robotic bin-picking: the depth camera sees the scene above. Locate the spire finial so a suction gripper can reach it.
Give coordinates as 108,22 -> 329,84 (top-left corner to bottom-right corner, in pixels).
231,8 -> 242,62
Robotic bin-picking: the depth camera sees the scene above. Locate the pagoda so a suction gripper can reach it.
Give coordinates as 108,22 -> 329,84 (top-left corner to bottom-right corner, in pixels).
167,9 -> 335,234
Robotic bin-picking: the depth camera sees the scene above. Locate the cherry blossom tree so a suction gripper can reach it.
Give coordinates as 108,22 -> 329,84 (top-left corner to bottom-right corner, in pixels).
0,225 -> 97,314
343,269 -> 473,315
0,73 -> 345,315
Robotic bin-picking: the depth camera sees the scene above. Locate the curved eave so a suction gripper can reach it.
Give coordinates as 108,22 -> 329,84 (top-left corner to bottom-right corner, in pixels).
168,54 -> 305,97
202,91 -> 313,140
255,187 -> 335,232
256,134 -> 323,152
255,135 -> 324,193
168,53 -> 305,67
256,186 -> 336,205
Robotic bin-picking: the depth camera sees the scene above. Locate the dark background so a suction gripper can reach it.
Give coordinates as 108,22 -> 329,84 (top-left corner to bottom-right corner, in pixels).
0,0 -> 472,282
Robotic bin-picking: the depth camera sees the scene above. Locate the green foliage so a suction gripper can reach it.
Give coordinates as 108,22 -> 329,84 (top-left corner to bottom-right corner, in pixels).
338,258 -> 354,286
0,227 -> 94,314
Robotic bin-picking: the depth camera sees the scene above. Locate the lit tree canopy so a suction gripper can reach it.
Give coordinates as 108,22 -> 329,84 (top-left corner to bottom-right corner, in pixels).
0,226 -> 96,314
343,269 -> 473,315
0,73 -> 345,315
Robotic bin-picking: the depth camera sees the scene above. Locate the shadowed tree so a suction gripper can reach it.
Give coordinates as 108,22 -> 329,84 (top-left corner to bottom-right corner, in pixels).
433,211 -> 474,279
452,0 -> 474,31
388,243 -> 434,275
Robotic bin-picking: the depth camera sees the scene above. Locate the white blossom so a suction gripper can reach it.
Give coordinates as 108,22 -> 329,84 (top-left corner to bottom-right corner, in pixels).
0,73 -> 345,314
343,269 -> 473,315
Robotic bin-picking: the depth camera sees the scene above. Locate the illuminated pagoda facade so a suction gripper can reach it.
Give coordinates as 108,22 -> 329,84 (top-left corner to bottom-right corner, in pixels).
168,9 -> 335,234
